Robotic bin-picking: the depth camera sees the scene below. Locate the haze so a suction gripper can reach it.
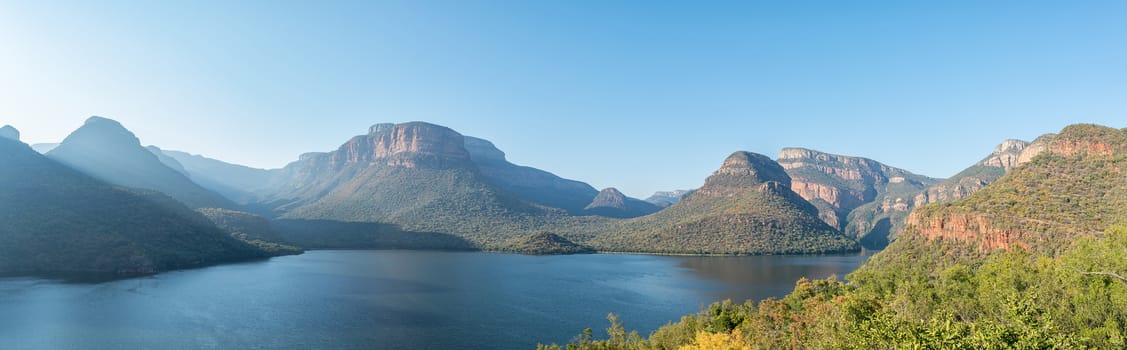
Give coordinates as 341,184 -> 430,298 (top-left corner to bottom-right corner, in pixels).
2,0 -> 1124,197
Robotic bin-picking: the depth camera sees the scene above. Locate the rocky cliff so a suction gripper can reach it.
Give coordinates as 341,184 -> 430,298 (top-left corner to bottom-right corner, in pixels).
777,147 -> 939,244
904,124 -> 1127,254
645,190 -> 691,207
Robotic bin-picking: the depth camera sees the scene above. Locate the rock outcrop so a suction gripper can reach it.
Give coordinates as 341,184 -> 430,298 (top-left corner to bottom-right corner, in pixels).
904,124 -> 1127,254
777,147 -> 939,244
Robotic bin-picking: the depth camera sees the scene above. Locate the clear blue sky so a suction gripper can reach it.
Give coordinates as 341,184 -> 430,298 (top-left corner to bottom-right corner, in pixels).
2,1 -> 1124,198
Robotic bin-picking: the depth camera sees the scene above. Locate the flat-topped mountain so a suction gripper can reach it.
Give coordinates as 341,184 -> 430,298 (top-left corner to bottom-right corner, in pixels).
905,124 -> 1126,255
464,136 -> 599,214
0,136 -> 272,277
645,190 -> 691,207
261,121 -> 613,249
593,151 -> 859,254
46,117 -> 234,209
582,187 -> 661,218
777,147 -> 939,248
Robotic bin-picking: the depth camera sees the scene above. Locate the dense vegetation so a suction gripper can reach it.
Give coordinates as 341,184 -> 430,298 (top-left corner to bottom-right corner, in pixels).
541,124 -> 1127,349
501,231 -> 595,255
270,219 -> 479,251
197,208 -> 303,255
591,152 -> 859,255
0,138 -> 273,277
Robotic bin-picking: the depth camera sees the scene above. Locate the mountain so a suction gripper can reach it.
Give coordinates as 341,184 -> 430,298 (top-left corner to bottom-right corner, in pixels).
146,146 -> 190,176
645,190 -> 691,207
913,139 -> 1028,206
903,124 -> 1127,256
158,149 -> 279,203
0,134 -> 272,277
261,122 -> 601,248
45,117 -> 235,209
582,187 -> 662,218
776,148 -> 940,249
592,151 -> 859,254
30,143 -> 58,154
0,125 -> 18,141
463,136 -> 599,214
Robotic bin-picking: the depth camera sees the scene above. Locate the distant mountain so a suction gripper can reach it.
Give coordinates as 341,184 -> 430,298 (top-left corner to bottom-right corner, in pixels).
644,190 -> 691,207
582,187 -> 661,218
261,122 -> 588,248
0,125 -> 18,141
46,117 -> 235,209
463,136 -> 599,214
593,151 -> 859,254
776,148 -> 940,249
157,149 -> 279,203
904,124 -> 1127,255
146,146 -> 190,176
913,139 -> 1028,206
30,143 -> 58,154
0,134 -> 272,277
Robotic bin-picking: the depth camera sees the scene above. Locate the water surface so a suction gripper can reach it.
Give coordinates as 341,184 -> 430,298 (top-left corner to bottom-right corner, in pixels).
0,251 -> 867,349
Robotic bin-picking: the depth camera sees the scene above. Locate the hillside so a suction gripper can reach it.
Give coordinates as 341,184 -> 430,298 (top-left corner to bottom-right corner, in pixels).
582,187 -> 661,218
261,122 -> 607,249
46,117 -> 235,209
591,151 -> 859,254
197,208 -> 303,255
0,134 -> 273,277
546,123 -> 1127,349
464,136 -> 600,214
160,149 -> 280,203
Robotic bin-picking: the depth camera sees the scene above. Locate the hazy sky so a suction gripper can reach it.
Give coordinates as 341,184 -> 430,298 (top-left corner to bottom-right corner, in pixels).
2,1 -> 1124,198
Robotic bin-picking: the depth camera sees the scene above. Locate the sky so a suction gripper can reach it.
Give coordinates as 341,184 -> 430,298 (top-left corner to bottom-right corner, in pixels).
1,1 -> 1125,198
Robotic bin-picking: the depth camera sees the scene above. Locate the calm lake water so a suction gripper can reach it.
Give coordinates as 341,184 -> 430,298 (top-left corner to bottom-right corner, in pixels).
0,251 -> 867,350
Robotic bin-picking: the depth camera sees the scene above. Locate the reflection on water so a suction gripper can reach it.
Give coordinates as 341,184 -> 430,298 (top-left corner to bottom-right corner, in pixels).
0,251 -> 868,350
675,254 -> 870,302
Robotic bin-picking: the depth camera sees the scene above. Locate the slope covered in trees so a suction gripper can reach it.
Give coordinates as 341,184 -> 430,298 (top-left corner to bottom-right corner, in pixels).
543,123 -> 1127,349
0,136 -> 274,278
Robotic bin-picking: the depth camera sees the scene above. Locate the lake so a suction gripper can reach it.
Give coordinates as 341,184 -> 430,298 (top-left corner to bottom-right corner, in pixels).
0,250 -> 868,350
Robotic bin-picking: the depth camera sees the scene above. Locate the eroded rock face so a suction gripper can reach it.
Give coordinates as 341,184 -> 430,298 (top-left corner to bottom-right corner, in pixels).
906,212 -> 1033,252
777,147 -> 937,235
0,125 -> 18,141
329,122 -> 471,169
978,139 -> 1028,170
585,188 -> 628,210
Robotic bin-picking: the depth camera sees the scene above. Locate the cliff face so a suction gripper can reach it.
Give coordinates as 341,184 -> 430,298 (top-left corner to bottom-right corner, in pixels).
777,147 -> 939,239
332,122 -> 472,169
904,124 -> 1127,254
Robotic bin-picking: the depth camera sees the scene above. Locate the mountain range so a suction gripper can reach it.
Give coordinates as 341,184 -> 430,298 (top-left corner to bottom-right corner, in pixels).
3,116 -> 1122,278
